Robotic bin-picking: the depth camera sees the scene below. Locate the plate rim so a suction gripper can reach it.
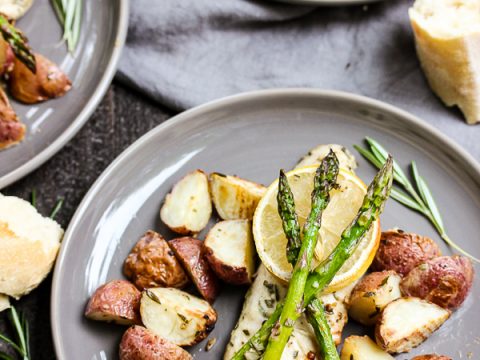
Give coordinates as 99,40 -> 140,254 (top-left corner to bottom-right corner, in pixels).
0,0 -> 130,189
50,88 -> 480,359
268,0 -> 383,6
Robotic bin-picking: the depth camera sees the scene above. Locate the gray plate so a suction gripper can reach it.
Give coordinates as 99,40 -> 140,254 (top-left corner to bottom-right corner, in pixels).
270,0 -> 383,6
51,89 -> 480,359
0,0 -> 129,189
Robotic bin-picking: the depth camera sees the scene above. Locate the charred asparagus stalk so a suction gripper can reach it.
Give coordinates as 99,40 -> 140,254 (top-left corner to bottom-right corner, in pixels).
263,151 -> 339,360
230,156 -> 394,360
306,298 -> 340,360
0,15 -> 36,73
278,169 -> 302,265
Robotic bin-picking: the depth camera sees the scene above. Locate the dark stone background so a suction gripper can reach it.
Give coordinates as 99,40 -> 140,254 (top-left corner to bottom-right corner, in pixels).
0,83 -> 173,359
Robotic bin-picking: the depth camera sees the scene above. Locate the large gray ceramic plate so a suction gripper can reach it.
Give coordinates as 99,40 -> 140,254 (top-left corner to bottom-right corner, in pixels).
271,0 -> 383,6
52,89 -> 480,359
0,0 -> 129,189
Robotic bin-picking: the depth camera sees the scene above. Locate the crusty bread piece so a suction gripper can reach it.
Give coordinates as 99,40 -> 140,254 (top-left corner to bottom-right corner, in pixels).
0,0 -> 34,19
0,194 -> 63,299
409,0 -> 480,124
0,294 -> 10,312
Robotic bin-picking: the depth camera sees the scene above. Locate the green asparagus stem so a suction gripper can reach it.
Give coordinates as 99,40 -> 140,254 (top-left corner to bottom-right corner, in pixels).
278,169 -> 302,265
304,155 -> 393,304
230,156 -> 393,360
306,298 -> 340,360
263,151 -> 340,360
0,15 -> 36,73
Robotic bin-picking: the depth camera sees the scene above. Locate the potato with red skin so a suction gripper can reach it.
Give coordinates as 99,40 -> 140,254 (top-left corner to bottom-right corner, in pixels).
169,237 -> 219,303
347,270 -> 402,325
401,256 -> 474,309
124,231 -> 189,290
0,38 -> 14,76
0,87 -> 24,149
84,280 -> 141,325
411,355 -> 452,360
9,53 -> 71,104
371,230 -> 441,276
119,326 -> 192,360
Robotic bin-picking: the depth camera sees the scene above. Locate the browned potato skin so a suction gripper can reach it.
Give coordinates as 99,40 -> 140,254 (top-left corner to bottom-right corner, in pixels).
371,230 -> 441,276
124,231 -> 190,290
0,87 -> 24,149
0,38 -> 14,76
84,280 -> 141,325
411,355 -> 452,360
9,53 -> 72,104
401,256 -> 474,309
169,237 -> 219,303
119,326 -> 192,360
203,245 -> 251,286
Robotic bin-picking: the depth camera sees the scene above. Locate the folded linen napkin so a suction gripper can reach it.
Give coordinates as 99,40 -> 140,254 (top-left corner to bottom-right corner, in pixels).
117,0 -> 480,158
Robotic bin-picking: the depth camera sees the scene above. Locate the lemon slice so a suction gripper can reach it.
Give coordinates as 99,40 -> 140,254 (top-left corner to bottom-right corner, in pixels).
253,166 -> 381,293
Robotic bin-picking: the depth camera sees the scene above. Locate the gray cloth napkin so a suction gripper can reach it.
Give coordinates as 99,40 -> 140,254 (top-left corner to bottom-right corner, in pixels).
117,0 -> 480,159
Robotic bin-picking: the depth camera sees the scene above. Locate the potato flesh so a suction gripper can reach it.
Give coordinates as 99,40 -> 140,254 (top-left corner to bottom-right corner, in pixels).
0,294 -> 9,312
341,335 -> 394,360
160,170 -> 212,234
205,220 -> 255,277
376,297 -> 450,353
210,174 -> 266,220
140,287 -> 216,346
348,272 -> 402,325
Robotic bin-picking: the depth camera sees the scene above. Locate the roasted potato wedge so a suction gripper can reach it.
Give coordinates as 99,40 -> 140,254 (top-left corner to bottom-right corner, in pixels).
371,230 -> 441,276
9,53 -> 71,104
160,170 -> 212,234
401,256 -> 474,309
140,287 -> 217,347
204,220 -> 256,285
375,297 -> 450,354
0,294 -> 10,313
296,144 -> 358,171
124,230 -> 189,290
169,237 -> 219,303
209,173 -> 266,220
224,265 -> 320,359
320,293 -> 348,346
340,335 -> 394,360
0,87 -> 24,150
84,280 -> 141,325
347,271 -> 402,325
0,39 -> 14,76
411,355 -> 452,360
119,325 -> 192,360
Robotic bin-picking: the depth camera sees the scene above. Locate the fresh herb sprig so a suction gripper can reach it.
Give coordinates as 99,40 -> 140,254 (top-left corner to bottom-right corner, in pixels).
0,307 -> 30,360
51,0 -> 82,52
354,137 -> 479,263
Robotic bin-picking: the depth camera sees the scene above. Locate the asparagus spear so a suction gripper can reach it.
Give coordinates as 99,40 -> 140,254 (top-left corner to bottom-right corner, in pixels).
306,298 -> 340,360
0,15 -> 36,73
230,156 -> 394,360
263,151 -> 340,360
278,169 -> 302,265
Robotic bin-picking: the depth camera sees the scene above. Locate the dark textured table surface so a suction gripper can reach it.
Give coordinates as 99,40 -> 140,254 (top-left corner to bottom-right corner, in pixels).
0,83 -> 173,359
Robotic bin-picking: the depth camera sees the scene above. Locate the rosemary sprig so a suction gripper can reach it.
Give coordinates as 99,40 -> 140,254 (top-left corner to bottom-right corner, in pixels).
0,307 -> 30,360
30,190 -> 36,208
51,0 -> 82,52
355,137 -> 479,263
50,197 -> 64,220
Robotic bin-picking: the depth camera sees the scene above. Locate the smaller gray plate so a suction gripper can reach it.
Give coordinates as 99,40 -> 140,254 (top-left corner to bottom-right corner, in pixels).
0,0 -> 129,189
270,0 -> 383,6
52,89 -> 480,359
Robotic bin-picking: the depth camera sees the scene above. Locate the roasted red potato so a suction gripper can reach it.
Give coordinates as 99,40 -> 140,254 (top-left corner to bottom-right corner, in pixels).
371,230 -> 441,276
9,53 -> 71,104
400,255 -> 474,309
411,355 -> 452,360
375,297 -> 450,354
203,220 -> 256,285
0,86 -> 24,149
347,270 -> 402,325
124,231 -> 189,290
160,170 -> 212,235
119,325 -> 192,360
84,280 -> 141,325
0,38 -> 14,76
169,237 -> 219,303
140,287 -> 217,346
